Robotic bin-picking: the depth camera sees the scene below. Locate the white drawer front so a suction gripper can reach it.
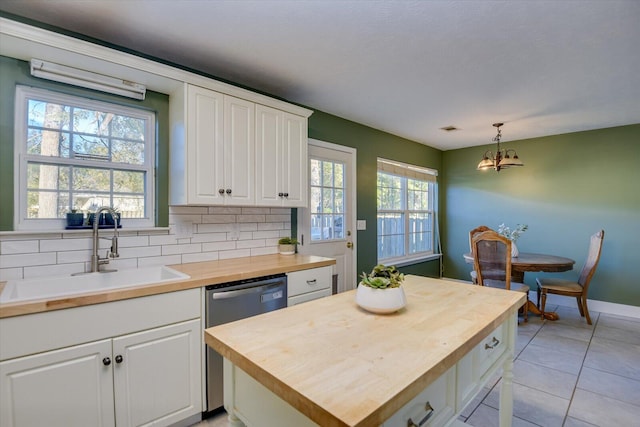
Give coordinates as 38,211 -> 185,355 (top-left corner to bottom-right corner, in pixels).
382,367 -> 456,427
288,288 -> 332,306
474,323 -> 507,381
287,266 -> 332,297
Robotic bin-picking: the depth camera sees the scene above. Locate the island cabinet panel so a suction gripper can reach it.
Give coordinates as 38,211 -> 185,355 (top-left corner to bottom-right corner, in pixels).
206,275 -> 524,427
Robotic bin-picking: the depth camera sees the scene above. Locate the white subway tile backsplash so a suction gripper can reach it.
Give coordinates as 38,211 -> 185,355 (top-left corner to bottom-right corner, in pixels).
162,243 -> 202,256
202,214 -> 237,224
208,207 -> 242,214
238,214 -> 265,223
182,251 -> 219,264
219,249 -> 251,260
0,206 -> 292,280
0,252 -> 56,269
137,255 -> 182,267
0,240 -> 39,254
40,238 -> 92,252
202,241 -> 237,252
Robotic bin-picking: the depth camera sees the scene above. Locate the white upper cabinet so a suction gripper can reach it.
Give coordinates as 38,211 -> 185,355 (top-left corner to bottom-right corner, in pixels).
256,105 -> 308,207
171,83 -> 310,207
171,84 -> 254,205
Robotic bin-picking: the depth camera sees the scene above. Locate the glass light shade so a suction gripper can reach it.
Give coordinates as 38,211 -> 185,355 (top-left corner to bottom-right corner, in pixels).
477,158 -> 495,170
498,156 -> 524,167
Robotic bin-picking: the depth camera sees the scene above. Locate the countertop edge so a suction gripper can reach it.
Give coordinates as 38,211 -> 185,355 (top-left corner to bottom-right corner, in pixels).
0,254 -> 336,318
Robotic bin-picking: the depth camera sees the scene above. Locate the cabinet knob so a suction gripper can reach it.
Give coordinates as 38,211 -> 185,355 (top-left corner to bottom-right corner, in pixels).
115,355 -> 124,364
226,189 -> 232,194
283,193 -> 289,197
218,189 -> 225,195
278,192 -> 284,197
102,357 -> 111,366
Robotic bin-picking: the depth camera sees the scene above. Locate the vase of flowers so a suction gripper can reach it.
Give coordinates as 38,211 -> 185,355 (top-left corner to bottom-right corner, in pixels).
356,264 -> 406,314
498,223 -> 528,258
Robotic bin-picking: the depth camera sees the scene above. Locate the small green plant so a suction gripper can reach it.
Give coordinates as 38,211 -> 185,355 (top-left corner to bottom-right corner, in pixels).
360,264 -> 404,289
278,237 -> 298,245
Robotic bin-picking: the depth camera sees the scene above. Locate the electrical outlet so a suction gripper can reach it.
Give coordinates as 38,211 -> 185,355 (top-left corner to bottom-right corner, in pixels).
229,223 -> 240,240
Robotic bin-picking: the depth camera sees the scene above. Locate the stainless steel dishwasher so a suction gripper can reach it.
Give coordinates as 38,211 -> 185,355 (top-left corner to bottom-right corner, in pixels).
205,274 -> 287,413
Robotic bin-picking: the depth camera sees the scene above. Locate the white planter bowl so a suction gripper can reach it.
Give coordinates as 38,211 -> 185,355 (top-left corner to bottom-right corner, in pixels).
355,284 -> 406,314
278,244 -> 296,255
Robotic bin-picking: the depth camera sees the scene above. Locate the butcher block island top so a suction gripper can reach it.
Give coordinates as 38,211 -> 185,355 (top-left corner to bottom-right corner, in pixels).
205,275 -> 526,427
0,254 -> 334,318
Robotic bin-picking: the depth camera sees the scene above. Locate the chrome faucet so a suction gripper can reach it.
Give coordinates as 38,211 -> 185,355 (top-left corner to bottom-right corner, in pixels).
91,207 -> 120,273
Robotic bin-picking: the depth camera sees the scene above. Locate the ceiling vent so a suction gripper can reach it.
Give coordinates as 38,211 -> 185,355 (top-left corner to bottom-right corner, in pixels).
440,125 -> 459,132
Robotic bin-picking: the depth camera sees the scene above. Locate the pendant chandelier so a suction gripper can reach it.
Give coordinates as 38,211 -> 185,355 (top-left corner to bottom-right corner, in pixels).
477,123 -> 524,172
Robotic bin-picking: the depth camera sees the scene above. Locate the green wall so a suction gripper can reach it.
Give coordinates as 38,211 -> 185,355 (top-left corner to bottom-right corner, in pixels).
0,56 -> 170,230
442,124 -> 640,306
308,110 -> 443,279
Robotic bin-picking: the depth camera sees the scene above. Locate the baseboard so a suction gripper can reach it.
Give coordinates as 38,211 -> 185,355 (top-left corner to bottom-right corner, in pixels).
442,277 -> 640,320
530,290 -> 640,320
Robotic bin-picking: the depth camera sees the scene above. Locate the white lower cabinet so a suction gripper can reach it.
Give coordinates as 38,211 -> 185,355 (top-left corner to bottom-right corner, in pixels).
0,289 -> 202,427
0,339 -> 115,427
287,266 -> 332,306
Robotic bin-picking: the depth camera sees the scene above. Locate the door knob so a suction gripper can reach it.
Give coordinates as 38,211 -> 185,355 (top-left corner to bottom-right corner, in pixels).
346,242 -> 353,249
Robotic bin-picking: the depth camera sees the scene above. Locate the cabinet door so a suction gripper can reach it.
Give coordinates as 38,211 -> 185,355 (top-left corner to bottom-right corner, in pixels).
224,96 -> 255,205
187,85 -> 225,204
112,319 -> 201,427
0,339 -> 114,427
255,105 -> 282,205
281,112 -> 308,207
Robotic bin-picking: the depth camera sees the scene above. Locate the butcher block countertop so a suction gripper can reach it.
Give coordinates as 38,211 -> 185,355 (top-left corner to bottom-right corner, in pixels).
205,275 -> 525,427
0,254 -> 335,318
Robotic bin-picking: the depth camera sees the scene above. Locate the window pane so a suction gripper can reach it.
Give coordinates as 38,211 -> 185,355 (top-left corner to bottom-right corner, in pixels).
322,188 -> 334,213
310,159 -> 321,186
28,99 -> 70,130
322,161 -> 333,187
113,195 -> 145,218
378,234 -> 404,260
334,189 -> 344,213
73,108 -> 112,135
334,163 -> 344,188
72,134 -> 110,161
114,170 -> 145,193
26,190 -> 69,219
73,167 -> 110,191
111,115 -> 145,140
310,187 -> 321,213
112,140 -> 145,164
333,215 -> 344,239
377,172 -> 403,210
409,213 -> 432,253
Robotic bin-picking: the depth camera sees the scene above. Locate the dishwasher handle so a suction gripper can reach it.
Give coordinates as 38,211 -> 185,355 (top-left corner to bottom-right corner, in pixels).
211,283 -> 283,300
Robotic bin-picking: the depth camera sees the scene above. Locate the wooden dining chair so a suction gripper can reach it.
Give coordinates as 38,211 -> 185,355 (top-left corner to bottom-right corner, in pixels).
469,225 -> 492,284
536,230 -> 605,325
472,230 -> 529,322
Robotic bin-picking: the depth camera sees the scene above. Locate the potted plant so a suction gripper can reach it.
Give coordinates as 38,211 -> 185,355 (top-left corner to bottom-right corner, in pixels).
88,209 -> 121,227
356,264 -> 407,314
66,209 -> 85,227
497,223 -> 528,257
278,237 -> 298,255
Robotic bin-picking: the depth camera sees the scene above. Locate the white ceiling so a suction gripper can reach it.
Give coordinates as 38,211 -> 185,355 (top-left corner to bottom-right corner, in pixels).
1,0 -> 639,150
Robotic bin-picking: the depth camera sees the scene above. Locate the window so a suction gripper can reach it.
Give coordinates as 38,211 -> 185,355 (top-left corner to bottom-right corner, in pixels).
14,86 -> 155,230
310,157 -> 345,241
377,159 -> 437,264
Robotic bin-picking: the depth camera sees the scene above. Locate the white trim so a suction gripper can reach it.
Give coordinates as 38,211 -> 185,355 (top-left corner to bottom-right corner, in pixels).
0,17 -> 312,118
529,291 -> 640,320
14,86 -> 155,230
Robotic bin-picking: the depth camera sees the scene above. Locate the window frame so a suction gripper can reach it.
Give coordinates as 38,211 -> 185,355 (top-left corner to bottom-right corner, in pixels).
13,85 -> 156,230
377,159 -> 438,266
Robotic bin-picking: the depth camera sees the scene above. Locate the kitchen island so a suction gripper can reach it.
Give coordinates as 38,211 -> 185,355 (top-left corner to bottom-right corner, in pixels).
204,275 -> 525,427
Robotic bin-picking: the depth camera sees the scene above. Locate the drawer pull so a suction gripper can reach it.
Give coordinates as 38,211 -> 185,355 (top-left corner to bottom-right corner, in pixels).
306,279 -> 317,285
485,336 -> 500,350
407,401 -> 434,427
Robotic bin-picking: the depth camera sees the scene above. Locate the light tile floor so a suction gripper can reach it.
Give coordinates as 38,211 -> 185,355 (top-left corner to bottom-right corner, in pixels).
193,304 -> 640,427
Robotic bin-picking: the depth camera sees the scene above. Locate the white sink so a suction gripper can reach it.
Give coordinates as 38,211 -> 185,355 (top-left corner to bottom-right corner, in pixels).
0,266 -> 190,304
